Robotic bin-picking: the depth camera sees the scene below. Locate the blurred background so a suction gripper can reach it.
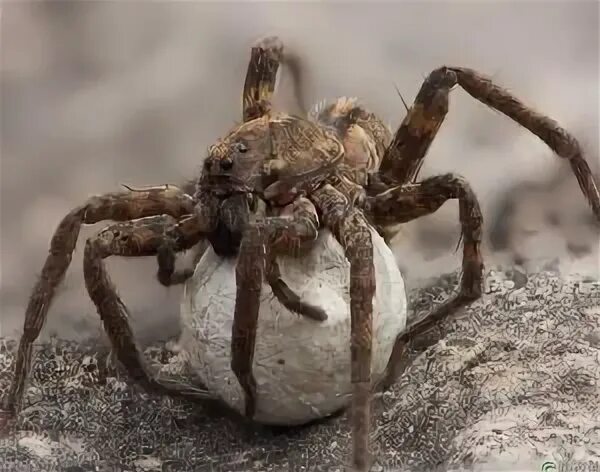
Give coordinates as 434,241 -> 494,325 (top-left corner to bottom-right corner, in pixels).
1,1 -> 598,342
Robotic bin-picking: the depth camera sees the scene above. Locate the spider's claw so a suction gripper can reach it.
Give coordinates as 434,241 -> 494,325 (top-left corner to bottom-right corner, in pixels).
104,348 -> 119,377
235,368 -> 258,419
242,379 -> 257,419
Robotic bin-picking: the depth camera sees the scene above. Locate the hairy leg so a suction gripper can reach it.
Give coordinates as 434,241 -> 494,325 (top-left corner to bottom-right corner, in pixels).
365,174 -> 484,389
1,186 -> 196,416
231,197 -> 320,418
378,67 -> 600,220
310,184 -> 376,472
242,35 -> 310,121
265,199 -> 328,322
242,36 -> 284,121
265,258 -> 328,322
82,215 -> 228,406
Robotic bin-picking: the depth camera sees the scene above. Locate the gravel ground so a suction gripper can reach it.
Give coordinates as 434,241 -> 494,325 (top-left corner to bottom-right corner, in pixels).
1,268 -> 599,472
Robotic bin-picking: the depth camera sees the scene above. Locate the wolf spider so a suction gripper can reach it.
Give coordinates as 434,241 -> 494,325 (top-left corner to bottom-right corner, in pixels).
3,36 -> 599,471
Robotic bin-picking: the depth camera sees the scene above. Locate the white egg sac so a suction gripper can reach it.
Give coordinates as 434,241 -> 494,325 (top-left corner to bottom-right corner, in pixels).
178,228 -> 407,425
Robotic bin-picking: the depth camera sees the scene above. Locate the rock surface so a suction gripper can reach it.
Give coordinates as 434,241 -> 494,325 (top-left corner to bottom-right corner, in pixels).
1,268 -> 599,471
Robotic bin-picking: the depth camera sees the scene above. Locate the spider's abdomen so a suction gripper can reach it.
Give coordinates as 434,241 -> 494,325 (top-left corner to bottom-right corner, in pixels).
309,97 -> 392,173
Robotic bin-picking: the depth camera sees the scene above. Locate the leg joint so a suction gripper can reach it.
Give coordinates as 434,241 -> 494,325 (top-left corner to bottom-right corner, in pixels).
426,66 -> 458,89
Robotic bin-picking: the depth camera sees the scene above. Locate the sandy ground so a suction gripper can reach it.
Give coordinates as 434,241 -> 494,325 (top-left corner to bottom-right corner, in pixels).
1,268 -> 598,472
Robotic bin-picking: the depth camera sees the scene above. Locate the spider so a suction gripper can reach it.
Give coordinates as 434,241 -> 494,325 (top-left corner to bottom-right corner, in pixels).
2,36 -> 599,472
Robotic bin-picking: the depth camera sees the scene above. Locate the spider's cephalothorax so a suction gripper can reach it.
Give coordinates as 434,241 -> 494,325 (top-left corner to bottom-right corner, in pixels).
3,36 -> 600,472
198,113 -> 344,257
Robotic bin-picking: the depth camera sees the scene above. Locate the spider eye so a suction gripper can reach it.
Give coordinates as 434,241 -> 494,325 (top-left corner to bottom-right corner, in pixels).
220,157 -> 234,171
235,142 -> 248,153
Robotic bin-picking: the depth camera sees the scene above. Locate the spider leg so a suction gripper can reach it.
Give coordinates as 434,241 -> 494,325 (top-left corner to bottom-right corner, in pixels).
1,187 -> 203,417
266,258 -> 328,322
364,174 -> 484,390
82,215 -> 223,403
156,237 -> 196,286
310,184 -> 376,472
265,200 -> 327,322
378,67 -> 600,219
231,197 -> 321,418
242,36 -> 284,121
242,35 -> 309,121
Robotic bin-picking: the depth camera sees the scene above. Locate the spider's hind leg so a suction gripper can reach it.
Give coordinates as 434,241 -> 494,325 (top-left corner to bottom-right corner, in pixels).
378,66 -> 600,219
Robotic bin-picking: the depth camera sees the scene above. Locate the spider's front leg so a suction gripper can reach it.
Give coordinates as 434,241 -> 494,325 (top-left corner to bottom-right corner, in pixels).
231,197 -> 321,418
242,35 -> 308,122
80,212 -> 246,415
83,215 -> 205,389
1,186 -> 196,418
242,36 -> 284,121
365,174 -> 484,389
310,184 -> 376,472
378,67 -> 600,219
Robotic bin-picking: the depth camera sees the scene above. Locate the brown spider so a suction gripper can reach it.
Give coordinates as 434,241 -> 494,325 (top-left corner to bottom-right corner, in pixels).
3,36 -> 600,471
